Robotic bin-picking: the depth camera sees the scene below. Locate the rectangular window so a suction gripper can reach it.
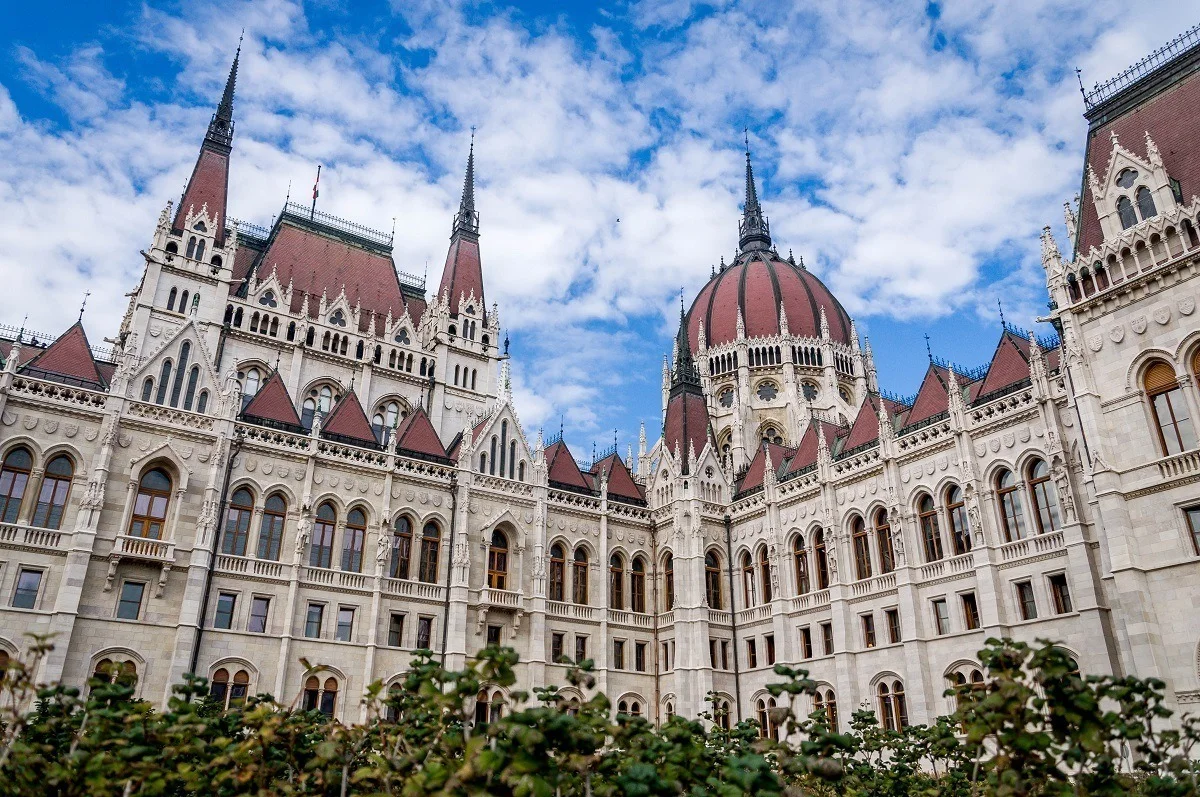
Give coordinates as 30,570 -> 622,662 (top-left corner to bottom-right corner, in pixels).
885,608 -> 901,644
800,626 -> 814,659
821,622 -> 834,655
721,640 -> 729,670
416,616 -> 433,649
336,607 -> 355,642
961,592 -> 981,630
214,592 -> 236,629
1049,574 -> 1073,614
709,639 -> 718,668
765,634 -> 776,665
932,598 -> 950,635
614,639 -> 625,670
116,581 -> 146,620
1186,506 -> 1200,555
635,641 -> 647,672
486,624 -> 502,647
575,635 -> 588,664
305,603 -> 324,638
1016,580 -> 1038,620
662,641 -> 670,670
551,632 -> 565,662
388,613 -> 405,647
861,613 -> 876,648
12,568 -> 42,609
746,638 -> 758,669
248,596 -> 270,633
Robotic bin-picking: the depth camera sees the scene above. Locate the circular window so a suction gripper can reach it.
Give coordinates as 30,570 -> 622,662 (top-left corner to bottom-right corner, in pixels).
1115,168 -> 1138,189
757,382 -> 778,401
719,388 -> 734,408
395,329 -> 410,344
839,387 -> 851,404
705,466 -> 715,478
762,427 -> 783,445
802,382 -> 818,401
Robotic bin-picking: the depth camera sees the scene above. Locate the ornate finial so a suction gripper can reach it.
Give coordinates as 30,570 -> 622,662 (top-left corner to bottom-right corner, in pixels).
924,333 -> 933,362
738,133 -> 771,253
453,132 -> 479,236
559,414 -> 564,439
1075,67 -> 1086,105
998,299 -> 1005,329
503,332 -> 511,356
78,291 -> 90,322
205,43 -> 240,149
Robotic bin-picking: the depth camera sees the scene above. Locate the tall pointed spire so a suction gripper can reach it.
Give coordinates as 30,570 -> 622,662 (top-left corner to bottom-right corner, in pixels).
206,42 -> 240,151
437,133 -> 486,316
452,130 -> 479,237
672,291 -> 700,389
738,131 -> 771,254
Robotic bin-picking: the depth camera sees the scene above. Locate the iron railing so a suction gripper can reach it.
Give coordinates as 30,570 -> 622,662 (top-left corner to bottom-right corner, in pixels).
1084,23 -> 1200,109
281,201 -> 393,250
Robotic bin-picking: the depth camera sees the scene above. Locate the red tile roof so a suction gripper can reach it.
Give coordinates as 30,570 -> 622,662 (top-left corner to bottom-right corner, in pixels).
663,389 -> 711,473
437,235 -> 486,315
738,441 -> 792,493
241,371 -> 302,428
320,389 -> 377,445
786,419 -> 844,475
173,147 -> 230,246
545,440 -> 591,491
974,331 -> 1031,398
905,365 -> 952,427
393,407 -> 448,460
19,322 -> 106,389
842,394 -> 906,451
591,453 -> 645,502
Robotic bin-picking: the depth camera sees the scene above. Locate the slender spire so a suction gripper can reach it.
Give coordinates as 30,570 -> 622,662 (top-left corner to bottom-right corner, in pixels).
453,129 -> 479,237
205,41 -> 240,150
738,131 -> 771,253
671,293 -> 701,390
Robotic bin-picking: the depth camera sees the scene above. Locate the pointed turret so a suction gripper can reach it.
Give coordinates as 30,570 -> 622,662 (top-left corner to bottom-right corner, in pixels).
437,136 -> 486,317
173,46 -> 240,245
663,305 -> 712,475
737,141 -> 772,253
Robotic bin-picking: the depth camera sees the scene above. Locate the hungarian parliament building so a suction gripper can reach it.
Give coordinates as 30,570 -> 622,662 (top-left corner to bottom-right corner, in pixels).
3,26 -> 1200,732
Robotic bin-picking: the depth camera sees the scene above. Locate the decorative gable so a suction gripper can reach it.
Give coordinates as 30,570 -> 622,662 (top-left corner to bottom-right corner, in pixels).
321,389 -> 377,446
1088,132 -> 1178,245
241,371 -> 303,430
19,322 -> 107,390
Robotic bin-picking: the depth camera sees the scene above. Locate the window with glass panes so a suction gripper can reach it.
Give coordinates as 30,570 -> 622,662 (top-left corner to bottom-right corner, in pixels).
248,596 -> 270,633
214,593 -> 236,629
388,613 -> 405,647
117,581 -> 145,620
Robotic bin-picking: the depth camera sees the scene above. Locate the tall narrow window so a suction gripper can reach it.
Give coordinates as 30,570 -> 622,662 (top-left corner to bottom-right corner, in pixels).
705,551 -> 722,609
391,516 -> 413,579
305,603 -> 324,638
793,535 -> 810,594
814,530 -> 830,589
257,493 -> 286,561
170,342 -> 191,408
488,529 -> 509,590
1116,196 -> 1138,229
155,360 -> 172,404
933,598 -> 950,635
117,581 -> 145,620
214,592 -> 236,629
341,508 -> 366,572
249,596 -> 270,633
1016,580 -> 1037,620
758,546 -> 773,602
1146,361 -> 1197,454
874,511 -> 895,573
310,503 -> 336,569
630,556 -> 646,612
996,469 -> 1026,542
222,488 -> 254,556
12,568 -> 42,609
608,553 -> 624,609
1136,186 -> 1157,220
418,522 -> 440,583
167,287 -> 178,311
32,454 -> 73,529
946,486 -> 971,555
1049,573 -> 1073,614
128,468 -> 171,539
918,494 -> 943,562
572,547 -> 589,604
741,552 -> 756,607
852,516 -> 872,580
183,366 -> 200,411
663,553 -> 674,609
962,591 -> 981,630
549,543 -> 566,601
336,607 -> 355,641
1027,460 -> 1062,534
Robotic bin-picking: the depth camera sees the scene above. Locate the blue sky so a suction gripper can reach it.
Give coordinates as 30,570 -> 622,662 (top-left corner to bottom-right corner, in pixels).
1,0 -> 1198,457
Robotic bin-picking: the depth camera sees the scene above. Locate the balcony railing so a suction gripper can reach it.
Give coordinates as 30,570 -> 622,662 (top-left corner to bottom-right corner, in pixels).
114,534 -> 175,563
0,522 -> 66,552
480,587 -> 522,610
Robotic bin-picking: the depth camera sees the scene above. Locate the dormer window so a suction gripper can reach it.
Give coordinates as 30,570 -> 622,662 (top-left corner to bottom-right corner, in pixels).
1115,168 -> 1138,188
259,291 -> 278,307
395,329 -> 410,344
1116,196 -> 1138,230
1136,186 -> 1157,220
329,310 -> 346,327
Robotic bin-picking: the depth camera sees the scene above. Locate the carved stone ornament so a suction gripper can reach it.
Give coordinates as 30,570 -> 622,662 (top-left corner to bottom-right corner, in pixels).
22,417 -> 37,431
1155,306 -> 1172,325
65,423 -> 79,438
1180,296 -> 1196,316
1088,335 -> 1103,352
245,458 -> 257,473
1109,325 -> 1125,343
1131,315 -> 1148,335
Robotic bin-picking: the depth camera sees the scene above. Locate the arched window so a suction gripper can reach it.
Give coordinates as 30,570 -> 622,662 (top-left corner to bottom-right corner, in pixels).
758,546 -> 773,602
1116,196 -> 1138,229
878,680 -> 909,731
1027,460 -> 1062,534
418,522 -> 440,583
814,689 -> 838,730
874,511 -> 895,573
197,390 -> 208,414
169,342 -> 191,408
141,377 -> 154,402
310,503 -> 336,569
918,494 -> 943,562
996,469 -> 1027,542
474,690 -> 490,726
242,368 -> 261,397
129,468 -> 172,539
572,547 -> 589,604
32,454 -> 73,529
793,535 -> 810,594
155,360 -> 172,405
488,529 -> 509,590
1136,186 -> 1157,220
851,516 -> 872,580
303,675 -> 338,717
946,485 -> 971,555
257,493 -> 286,561
195,240 -> 205,261
0,447 -> 32,524
1146,361 -> 1196,455
222,488 -> 254,556
186,237 -> 197,258
209,668 -> 250,709
341,508 -> 367,572
549,543 -> 566,601
756,698 -> 769,737
167,287 -> 177,311
390,516 -> 412,579
741,552 -> 756,607
165,241 -> 178,257
814,530 -> 829,590
91,658 -> 138,693
630,556 -> 646,612
705,551 -> 722,609
180,290 -> 190,316
663,553 -> 674,609
609,553 -> 624,609
233,308 -> 243,327
183,366 -> 200,411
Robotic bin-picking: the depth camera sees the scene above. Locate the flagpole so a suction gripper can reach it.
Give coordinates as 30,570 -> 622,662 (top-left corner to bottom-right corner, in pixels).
311,164 -> 321,220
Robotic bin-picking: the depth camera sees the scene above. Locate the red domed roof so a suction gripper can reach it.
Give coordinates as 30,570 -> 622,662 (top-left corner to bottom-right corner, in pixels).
686,250 -> 852,352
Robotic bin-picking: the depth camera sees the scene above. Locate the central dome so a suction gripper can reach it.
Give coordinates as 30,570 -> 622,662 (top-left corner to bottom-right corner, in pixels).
685,249 -> 853,353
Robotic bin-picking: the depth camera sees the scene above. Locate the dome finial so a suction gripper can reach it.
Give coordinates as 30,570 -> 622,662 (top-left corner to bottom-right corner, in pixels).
738,132 -> 771,254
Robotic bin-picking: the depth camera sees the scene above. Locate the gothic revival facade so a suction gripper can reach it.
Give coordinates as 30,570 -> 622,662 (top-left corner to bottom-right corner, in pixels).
4,30 -> 1200,731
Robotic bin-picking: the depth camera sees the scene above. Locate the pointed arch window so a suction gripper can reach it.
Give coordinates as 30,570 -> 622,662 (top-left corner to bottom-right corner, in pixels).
609,553 -> 624,609
572,546 -> 589,604
549,543 -> 566,602
210,668 -> 250,709
1027,459 -> 1062,534
1117,196 -> 1138,229
390,516 -> 413,579
1146,361 -> 1196,455
741,552 -> 756,607
418,522 -> 440,583
170,342 -> 191,408
705,551 -> 723,609
155,360 -> 172,405
341,508 -> 367,572
996,469 -> 1027,542
32,454 -> 73,529
630,556 -> 646,613
257,493 -> 286,561
946,485 -> 971,555
813,530 -> 830,589
310,503 -> 336,569
758,546 -> 773,602
186,237 -> 197,258
1136,186 -> 1157,220
183,366 -> 200,411
167,287 -> 178,311
488,529 -> 509,590
0,447 -> 32,523
918,494 -> 943,562
141,377 -> 154,402
793,535 -> 810,595
129,468 -> 172,539
663,553 -> 675,609
874,510 -> 895,573
852,516 -> 872,580
222,488 -> 254,556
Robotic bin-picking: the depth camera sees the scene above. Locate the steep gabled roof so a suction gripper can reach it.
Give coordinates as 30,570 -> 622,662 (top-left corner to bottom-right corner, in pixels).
241,371 -> 303,429
842,393 -> 906,451
392,407 -> 448,460
974,330 -> 1032,399
904,364 -> 952,428
738,441 -> 792,494
786,419 -> 844,475
545,440 -> 592,492
19,322 -> 106,389
591,453 -> 645,503
320,389 -> 377,445
663,390 -> 711,475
